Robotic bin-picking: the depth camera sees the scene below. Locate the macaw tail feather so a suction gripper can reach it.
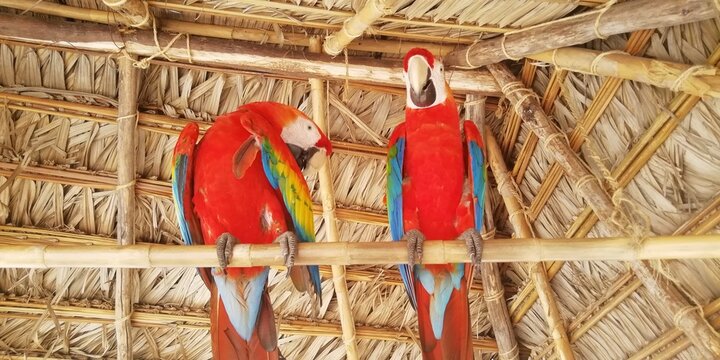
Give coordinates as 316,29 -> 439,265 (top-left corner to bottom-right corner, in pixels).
210,285 -> 279,360
415,269 -> 473,360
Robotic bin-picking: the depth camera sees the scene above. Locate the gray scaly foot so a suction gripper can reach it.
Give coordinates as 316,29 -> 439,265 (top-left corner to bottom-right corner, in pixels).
275,231 -> 299,268
459,228 -> 483,276
403,229 -> 426,268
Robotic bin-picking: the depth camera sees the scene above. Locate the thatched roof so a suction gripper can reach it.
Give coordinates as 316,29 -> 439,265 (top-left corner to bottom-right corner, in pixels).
0,0 -> 719,359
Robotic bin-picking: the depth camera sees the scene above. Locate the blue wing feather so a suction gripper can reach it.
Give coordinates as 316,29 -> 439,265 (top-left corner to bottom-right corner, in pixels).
172,155 -> 195,247
468,141 -> 486,231
386,124 -> 417,309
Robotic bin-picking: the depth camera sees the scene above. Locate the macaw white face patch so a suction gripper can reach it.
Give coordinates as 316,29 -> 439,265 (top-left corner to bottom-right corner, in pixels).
281,116 -> 321,150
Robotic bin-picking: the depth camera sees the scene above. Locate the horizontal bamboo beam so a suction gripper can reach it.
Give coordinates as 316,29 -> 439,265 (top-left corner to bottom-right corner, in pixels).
528,48 -> 720,98
0,235 -> 718,268
0,298 -> 499,351
444,0 -> 716,68
0,224 -> 511,294
0,14 -> 500,95
1,0 -> 458,56
0,161 -> 389,226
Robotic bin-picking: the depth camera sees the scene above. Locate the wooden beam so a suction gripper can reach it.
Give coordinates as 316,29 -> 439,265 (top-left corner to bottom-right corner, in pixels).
323,0 -> 398,56
0,298 -> 500,352
0,234 -> 719,268
101,0 -> 153,29
114,57 -> 138,360
308,37 -> 359,360
466,95 -> 519,360
0,14 -> 500,95
528,47 -> 720,98
445,0 -> 717,68
1,0 -> 457,56
487,63 -> 720,359
485,130 -> 575,360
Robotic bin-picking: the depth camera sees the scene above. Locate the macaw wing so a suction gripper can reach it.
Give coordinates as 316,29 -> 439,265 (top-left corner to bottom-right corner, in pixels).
386,123 -> 417,309
463,120 -> 487,232
171,123 -> 213,289
238,111 -> 323,301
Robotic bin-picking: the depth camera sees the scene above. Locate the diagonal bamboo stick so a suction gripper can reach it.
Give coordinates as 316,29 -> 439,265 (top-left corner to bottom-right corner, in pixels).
0,234 -> 719,268
323,0 -> 398,56
114,57 -> 138,360
308,37 -> 359,360
0,14 -> 499,95
466,95 -> 519,360
528,47 -> 720,98
0,298 -> 500,352
101,0 -> 153,29
488,63 -> 720,359
508,30 -> 654,322
445,0 -> 716,68
485,130 -> 575,360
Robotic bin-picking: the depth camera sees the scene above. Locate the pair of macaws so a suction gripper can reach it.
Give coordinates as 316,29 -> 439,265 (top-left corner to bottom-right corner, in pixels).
171,48 -> 486,360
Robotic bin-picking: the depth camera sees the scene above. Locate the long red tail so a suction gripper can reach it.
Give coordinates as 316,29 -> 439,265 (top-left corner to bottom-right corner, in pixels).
415,267 -> 474,360
210,285 -> 280,360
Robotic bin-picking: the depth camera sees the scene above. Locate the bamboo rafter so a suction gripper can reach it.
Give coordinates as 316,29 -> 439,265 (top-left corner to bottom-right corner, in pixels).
485,130 -> 575,360
0,235 -> 719,268
508,30 -> 654,323
488,63 -> 720,358
0,14 -> 500,95
308,37 -> 359,360
529,47 -> 720,98
445,0 -> 716,68
323,0 -> 399,56
0,225 -> 509,295
0,161 -> 388,226
0,298 -> 500,351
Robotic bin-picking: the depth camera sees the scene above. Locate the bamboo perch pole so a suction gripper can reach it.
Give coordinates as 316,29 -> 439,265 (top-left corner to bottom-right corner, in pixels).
0,235 -> 719,268
101,0 -> 153,29
444,0 -> 716,68
0,224 -> 515,295
485,130 -> 575,360
0,0 -> 457,56
0,14 -> 499,95
528,48 -> 720,98
115,57 -> 138,360
308,37 -> 359,360
488,63 -> 720,359
0,299 -> 500,352
466,94 -> 520,360
323,0 -> 398,56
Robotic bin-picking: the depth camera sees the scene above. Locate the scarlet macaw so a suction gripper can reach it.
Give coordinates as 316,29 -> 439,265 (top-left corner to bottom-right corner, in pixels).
172,102 -> 332,359
386,48 -> 487,359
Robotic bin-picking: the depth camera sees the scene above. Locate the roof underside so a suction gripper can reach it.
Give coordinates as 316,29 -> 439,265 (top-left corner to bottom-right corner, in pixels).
0,0 -> 719,359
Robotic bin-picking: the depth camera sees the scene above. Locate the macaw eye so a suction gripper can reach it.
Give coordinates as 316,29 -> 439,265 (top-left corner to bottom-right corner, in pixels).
307,125 -> 312,130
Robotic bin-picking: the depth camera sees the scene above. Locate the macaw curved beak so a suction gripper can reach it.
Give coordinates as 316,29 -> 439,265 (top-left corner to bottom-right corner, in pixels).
407,55 -> 436,107
288,145 -> 327,171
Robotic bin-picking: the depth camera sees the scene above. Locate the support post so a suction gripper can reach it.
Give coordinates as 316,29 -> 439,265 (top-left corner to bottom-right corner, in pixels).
485,130 -> 575,360
115,57 -> 139,359
308,37 -> 359,360
466,94 -> 519,359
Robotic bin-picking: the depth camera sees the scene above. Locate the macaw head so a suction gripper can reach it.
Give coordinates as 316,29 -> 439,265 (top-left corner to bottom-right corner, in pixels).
242,102 -> 332,171
402,47 -> 450,109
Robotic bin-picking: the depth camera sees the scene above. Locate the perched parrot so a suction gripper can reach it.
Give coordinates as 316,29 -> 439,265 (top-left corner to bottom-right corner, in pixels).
171,102 -> 332,360
386,48 -> 487,359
